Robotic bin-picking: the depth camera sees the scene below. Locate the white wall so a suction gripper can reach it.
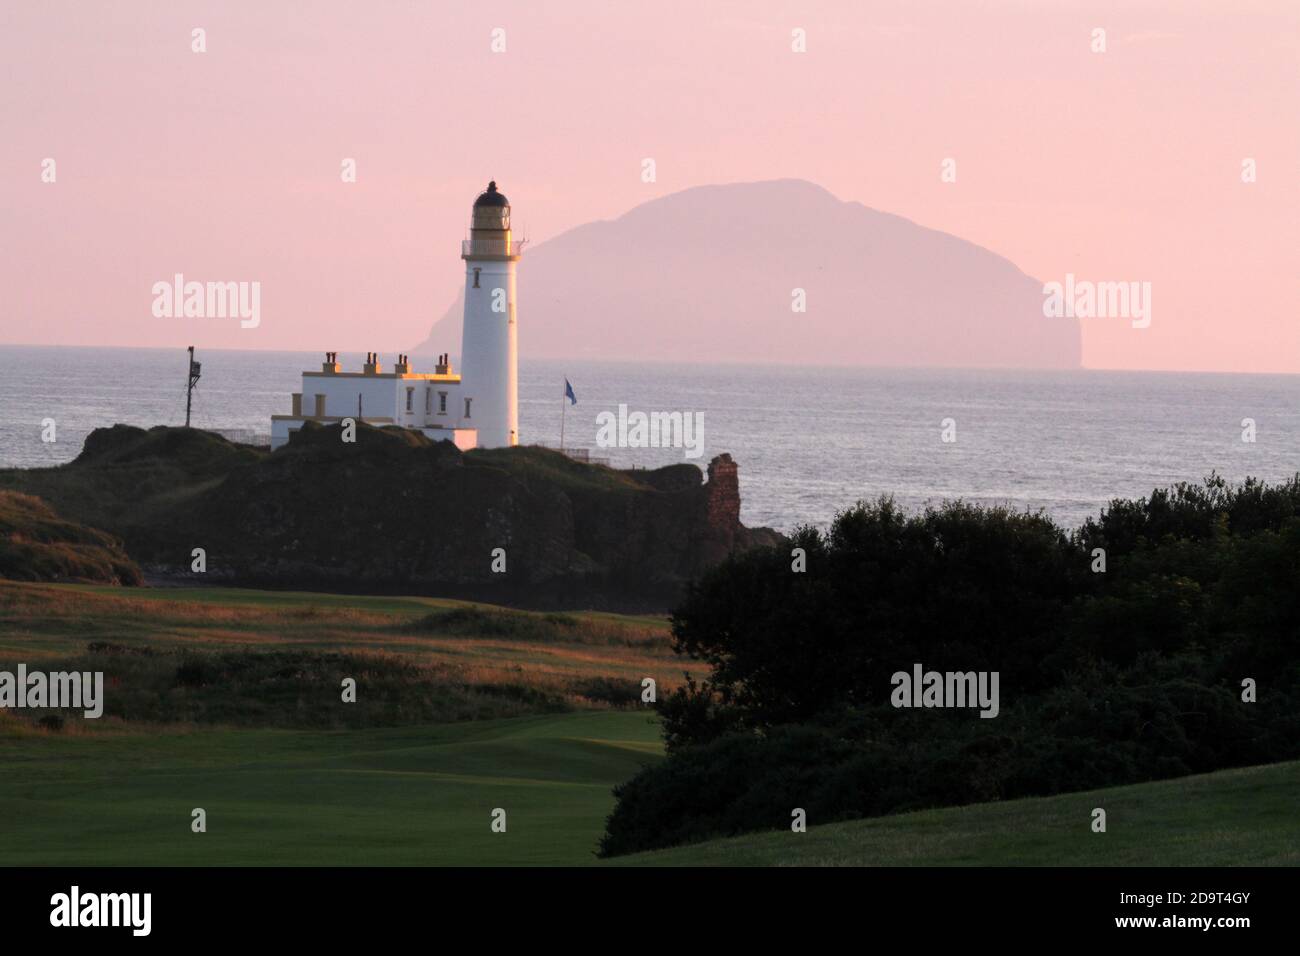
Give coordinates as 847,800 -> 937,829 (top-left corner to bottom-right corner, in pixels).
302,374 -> 396,421
271,365 -> 473,450
300,372 -> 466,427
459,257 -> 518,447
270,417 -> 296,450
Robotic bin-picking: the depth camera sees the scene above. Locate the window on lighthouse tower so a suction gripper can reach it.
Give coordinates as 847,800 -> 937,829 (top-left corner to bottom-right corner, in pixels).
464,398 -> 472,419
473,268 -> 480,289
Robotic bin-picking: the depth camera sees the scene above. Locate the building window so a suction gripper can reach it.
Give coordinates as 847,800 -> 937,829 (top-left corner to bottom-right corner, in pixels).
405,387 -> 414,412
473,268 -> 481,289
439,392 -> 447,414
464,398 -> 472,418
425,388 -> 432,414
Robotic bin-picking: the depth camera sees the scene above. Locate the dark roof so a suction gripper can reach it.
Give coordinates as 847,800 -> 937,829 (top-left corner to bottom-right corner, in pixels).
473,181 -> 509,208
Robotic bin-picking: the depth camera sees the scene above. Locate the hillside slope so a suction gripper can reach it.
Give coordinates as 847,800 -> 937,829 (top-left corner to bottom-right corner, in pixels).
0,491 -> 141,585
610,760 -> 1300,866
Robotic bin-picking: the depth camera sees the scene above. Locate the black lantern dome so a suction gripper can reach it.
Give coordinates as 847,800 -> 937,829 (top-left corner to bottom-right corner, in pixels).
474,181 -> 509,208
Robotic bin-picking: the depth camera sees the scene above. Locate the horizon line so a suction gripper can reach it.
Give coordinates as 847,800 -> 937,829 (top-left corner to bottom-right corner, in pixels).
2,341 -> 1298,379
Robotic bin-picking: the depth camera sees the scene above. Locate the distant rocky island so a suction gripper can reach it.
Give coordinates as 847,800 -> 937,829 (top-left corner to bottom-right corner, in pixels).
415,179 -> 1081,369
0,424 -> 780,609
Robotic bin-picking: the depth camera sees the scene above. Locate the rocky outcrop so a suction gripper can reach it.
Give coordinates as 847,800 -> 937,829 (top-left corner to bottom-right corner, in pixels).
0,424 -> 782,609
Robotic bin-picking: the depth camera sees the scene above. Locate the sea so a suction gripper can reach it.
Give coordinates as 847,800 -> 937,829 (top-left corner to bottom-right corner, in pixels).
2,345 -> 1298,533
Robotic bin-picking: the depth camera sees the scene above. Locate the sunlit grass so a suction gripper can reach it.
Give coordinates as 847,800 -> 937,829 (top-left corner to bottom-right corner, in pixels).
0,580 -> 682,729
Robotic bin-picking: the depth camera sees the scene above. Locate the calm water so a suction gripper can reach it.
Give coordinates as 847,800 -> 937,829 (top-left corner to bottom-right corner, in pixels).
2,345 -> 1298,532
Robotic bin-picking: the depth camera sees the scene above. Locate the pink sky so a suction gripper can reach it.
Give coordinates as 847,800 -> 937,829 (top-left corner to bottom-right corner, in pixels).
2,0 -> 1297,372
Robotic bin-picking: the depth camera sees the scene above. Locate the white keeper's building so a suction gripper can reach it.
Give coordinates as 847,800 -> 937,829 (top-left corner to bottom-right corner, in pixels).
271,181 -> 522,451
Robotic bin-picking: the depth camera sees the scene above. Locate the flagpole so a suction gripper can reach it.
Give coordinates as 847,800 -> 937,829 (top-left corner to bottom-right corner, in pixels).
559,375 -> 567,452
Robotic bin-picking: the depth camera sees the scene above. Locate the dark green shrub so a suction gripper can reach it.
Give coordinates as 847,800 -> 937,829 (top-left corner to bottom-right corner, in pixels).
602,477 -> 1300,856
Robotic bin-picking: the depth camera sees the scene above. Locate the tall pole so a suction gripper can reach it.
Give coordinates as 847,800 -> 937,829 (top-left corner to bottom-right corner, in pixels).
185,346 -> 201,427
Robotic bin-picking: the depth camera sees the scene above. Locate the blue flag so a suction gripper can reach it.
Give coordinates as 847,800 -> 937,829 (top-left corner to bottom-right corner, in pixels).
564,379 -> 577,405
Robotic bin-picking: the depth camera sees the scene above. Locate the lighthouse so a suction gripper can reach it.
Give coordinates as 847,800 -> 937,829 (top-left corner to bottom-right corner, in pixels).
459,181 -> 520,447
268,181 -> 522,452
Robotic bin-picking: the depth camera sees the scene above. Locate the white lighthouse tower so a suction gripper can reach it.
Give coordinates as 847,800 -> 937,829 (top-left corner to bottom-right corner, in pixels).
459,181 -> 520,447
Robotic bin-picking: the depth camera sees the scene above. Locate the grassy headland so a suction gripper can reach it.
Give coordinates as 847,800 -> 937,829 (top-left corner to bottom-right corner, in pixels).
0,424 -> 780,609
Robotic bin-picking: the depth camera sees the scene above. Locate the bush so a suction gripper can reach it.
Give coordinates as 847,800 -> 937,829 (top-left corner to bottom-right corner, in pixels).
174,659 -> 210,687
569,676 -> 642,707
601,479 -> 1300,856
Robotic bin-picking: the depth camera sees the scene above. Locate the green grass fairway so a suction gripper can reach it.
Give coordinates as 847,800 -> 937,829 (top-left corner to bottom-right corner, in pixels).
612,760 -> 1300,866
0,711 -> 662,866
2,581 -> 1296,867
4,708 -> 1295,865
